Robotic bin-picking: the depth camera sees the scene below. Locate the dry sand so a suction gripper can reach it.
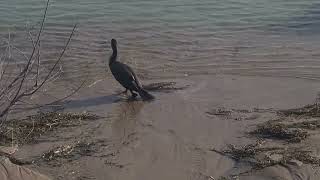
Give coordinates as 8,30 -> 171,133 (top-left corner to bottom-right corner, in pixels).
3,74 -> 320,180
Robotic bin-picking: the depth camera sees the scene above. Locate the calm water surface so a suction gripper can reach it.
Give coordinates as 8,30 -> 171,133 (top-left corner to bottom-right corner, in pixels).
2,2 -> 320,179
1,0 -> 320,82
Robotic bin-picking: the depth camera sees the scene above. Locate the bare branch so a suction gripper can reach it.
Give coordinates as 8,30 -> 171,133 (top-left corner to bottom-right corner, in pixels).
0,0 -> 50,99
46,78 -> 86,105
35,41 -> 41,86
0,23 -> 77,118
6,78 -> 86,112
0,46 -> 9,82
0,0 -> 81,120
24,23 -> 77,96
8,30 -> 11,60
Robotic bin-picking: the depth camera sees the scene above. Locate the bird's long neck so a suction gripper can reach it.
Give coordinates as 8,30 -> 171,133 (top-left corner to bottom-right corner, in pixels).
109,47 -> 117,65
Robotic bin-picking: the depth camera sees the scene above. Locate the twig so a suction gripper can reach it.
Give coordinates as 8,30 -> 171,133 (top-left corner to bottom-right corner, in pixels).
24,119 -> 35,142
0,23 -> 76,118
23,23 -> 77,96
26,24 -> 40,86
0,0 -> 79,119
3,78 -> 85,112
0,46 -> 9,82
88,79 -> 103,88
45,78 -> 86,105
36,41 -> 41,86
0,0 -> 49,99
8,29 -> 11,60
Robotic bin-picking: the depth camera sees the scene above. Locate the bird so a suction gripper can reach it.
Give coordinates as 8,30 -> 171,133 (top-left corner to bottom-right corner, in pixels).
108,38 -> 155,101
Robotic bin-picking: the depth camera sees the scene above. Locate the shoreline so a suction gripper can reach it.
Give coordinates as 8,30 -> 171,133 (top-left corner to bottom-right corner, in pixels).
1,74 -> 320,179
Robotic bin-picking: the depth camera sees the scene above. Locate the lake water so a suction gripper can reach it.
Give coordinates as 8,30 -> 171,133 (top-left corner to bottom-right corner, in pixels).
3,1 -> 320,179
1,0 -> 320,82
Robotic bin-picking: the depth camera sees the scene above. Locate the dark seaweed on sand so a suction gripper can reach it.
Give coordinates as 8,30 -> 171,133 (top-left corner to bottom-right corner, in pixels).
250,121 -> 309,143
41,141 -> 95,162
206,108 -> 232,116
280,103 -> 320,117
210,101 -> 320,178
211,141 -> 320,171
250,103 -> 320,143
288,120 -> 320,130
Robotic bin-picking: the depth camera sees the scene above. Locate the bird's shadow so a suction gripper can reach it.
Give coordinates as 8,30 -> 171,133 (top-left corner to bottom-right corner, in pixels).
62,94 -> 142,109
62,81 -> 182,109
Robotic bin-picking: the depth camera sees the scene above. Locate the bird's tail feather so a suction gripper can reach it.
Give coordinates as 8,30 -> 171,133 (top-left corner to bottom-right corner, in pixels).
138,88 -> 155,101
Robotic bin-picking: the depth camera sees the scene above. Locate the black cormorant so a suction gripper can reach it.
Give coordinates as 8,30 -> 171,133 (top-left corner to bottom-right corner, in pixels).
109,39 -> 155,101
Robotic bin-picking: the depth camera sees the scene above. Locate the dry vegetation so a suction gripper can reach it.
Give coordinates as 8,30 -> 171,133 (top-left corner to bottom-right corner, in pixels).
211,102 -> 320,179
41,141 -> 95,163
280,103 -> 320,117
250,120 -> 309,143
0,0 -> 78,122
0,112 -> 100,145
0,0 -> 100,168
212,140 -> 320,171
250,103 -> 320,143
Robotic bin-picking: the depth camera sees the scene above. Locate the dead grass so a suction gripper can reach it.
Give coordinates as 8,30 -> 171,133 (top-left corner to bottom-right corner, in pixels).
211,140 -> 320,171
206,108 -> 232,116
288,120 -> 320,130
0,112 -> 100,145
280,103 -> 320,117
41,141 -> 95,162
210,101 -> 320,178
250,121 -> 309,143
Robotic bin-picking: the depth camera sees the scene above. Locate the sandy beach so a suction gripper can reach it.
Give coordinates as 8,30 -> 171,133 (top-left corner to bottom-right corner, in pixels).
1,1 -> 320,179
0,73 -> 317,180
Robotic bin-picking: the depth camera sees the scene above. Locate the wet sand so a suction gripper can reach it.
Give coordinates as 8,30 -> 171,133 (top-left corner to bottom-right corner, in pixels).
5,73 -> 320,180
1,1 -> 320,179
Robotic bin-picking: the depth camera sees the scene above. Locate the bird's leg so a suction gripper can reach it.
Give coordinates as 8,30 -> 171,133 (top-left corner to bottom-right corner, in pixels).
130,90 -> 138,98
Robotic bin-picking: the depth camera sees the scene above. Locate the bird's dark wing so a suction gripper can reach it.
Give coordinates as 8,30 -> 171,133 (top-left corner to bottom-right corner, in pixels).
110,62 -> 141,90
122,63 -> 142,87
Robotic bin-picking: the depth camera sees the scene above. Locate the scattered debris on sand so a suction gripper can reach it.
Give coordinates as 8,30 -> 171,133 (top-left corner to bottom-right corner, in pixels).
279,103 -> 320,117
206,108 -> 232,116
104,160 -> 124,169
250,121 -> 309,143
211,140 -> 320,171
206,107 -> 274,121
41,141 -> 95,163
210,101 -> 320,179
249,104 -> 320,143
212,140 -> 270,161
288,119 -> 320,130
0,112 -> 100,145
